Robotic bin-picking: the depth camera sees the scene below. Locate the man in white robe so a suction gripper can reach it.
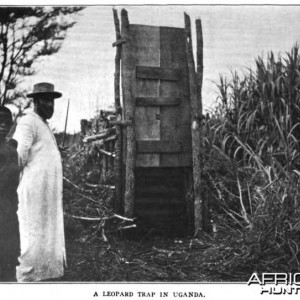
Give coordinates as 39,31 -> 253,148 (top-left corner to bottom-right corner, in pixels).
13,82 -> 66,282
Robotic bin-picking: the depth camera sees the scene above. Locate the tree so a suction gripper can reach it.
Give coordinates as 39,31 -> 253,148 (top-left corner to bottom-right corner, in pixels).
0,6 -> 84,106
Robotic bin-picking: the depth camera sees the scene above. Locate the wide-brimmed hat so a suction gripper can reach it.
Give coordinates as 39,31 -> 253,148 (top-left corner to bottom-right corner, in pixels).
26,82 -> 62,99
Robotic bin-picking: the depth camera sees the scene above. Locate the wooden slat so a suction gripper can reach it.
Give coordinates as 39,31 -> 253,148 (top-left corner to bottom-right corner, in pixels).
131,24 -> 161,166
159,26 -> 192,167
136,66 -> 181,81
135,167 -> 188,235
135,97 -> 181,106
160,153 -> 192,167
135,107 -> 160,141
110,120 -> 133,126
112,38 -> 126,47
136,154 -> 160,167
137,140 -> 182,153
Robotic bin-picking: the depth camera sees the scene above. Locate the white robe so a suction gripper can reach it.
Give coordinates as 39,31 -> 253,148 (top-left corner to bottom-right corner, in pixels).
13,111 -> 66,282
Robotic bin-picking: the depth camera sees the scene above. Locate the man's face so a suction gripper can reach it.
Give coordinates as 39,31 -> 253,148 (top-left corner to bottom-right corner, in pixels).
0,112 -> 12,139
35,96 -> 55,120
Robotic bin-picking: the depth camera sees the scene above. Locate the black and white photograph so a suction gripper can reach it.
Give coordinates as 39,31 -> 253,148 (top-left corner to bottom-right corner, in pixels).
1,1 -> 300,299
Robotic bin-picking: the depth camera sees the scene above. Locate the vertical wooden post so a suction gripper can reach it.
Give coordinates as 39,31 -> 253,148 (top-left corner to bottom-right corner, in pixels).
196,19 -> 209,232
62,98 -> 70,148
109,140 -> 114,171
196,19 -> 203,119
121,9 -> 136,217
80,119 -> 87,138
101,148 -> 107,180
184,13 -> 203,232
105,142 -> 109,174
79,119 -> 87,148
113,9 -> 123,213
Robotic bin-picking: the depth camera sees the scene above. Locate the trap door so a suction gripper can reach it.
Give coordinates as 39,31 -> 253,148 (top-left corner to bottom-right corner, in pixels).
130,24 -> 192,167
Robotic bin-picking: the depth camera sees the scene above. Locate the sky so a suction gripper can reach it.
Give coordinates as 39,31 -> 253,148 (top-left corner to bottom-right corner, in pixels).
16,4 -> 300,133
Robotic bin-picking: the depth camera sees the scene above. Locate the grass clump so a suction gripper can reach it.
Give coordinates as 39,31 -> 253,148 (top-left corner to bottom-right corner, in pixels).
203,45 -> 300,277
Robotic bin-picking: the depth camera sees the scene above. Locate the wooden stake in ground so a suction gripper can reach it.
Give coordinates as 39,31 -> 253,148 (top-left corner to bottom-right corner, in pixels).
62,98 -> 70,148
196,18 -> 210,232
184,13 -> 203,232
102,140 -> 108,179
121,9 -> 136,217
112,9 -> 123,214
196,19 -> 203,119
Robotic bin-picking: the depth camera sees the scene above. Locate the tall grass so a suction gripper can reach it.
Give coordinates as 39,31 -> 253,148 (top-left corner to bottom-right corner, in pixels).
204,45 -> 300,276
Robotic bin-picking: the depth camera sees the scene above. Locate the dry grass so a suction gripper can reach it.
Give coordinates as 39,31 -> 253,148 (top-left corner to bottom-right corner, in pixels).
201,45 -> 300,276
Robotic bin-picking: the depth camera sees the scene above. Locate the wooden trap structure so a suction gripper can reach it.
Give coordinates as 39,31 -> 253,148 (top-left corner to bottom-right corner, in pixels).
112,10 -> 207,235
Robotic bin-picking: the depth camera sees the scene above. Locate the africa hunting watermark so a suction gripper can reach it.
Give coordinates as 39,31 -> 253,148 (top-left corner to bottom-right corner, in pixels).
248,273 -> 300,295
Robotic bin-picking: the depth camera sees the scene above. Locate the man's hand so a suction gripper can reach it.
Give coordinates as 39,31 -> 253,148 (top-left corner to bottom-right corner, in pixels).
58,145 -> 69,158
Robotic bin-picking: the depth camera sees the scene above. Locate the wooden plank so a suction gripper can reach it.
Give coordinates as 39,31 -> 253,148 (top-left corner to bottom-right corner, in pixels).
136,185 -> 179,196
159,26 -> 192,167
130,24 -> 160,167
130,25 -> 160,67
135,107 -> 160,141
160,153 -> 192,167
135,87 -> 161,145
136,66 -> 181,81
135,167 -> 188,234
135,97 -> 181,106
110,120 -> 132,126
136,154 -> 160,167
137,140 -> 182,153
135,167 -> 184,180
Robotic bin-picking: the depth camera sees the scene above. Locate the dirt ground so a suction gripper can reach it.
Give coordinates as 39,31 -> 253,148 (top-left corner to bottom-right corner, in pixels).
60,172 -> 253,283
60,219 -> 248,282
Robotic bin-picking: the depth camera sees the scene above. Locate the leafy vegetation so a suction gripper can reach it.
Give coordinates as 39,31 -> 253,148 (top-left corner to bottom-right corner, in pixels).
202,45 -> 300,276
0,6 -> 84,107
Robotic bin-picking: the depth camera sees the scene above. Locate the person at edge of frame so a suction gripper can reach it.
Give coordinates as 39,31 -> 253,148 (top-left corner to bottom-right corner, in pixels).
13,82 -> 68,282
0,106 -> 20,282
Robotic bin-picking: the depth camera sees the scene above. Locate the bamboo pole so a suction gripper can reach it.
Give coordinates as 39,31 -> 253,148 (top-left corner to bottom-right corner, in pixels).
121,9 -> 136,217
113,8 -> 123,213
184,13 -> 203,232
